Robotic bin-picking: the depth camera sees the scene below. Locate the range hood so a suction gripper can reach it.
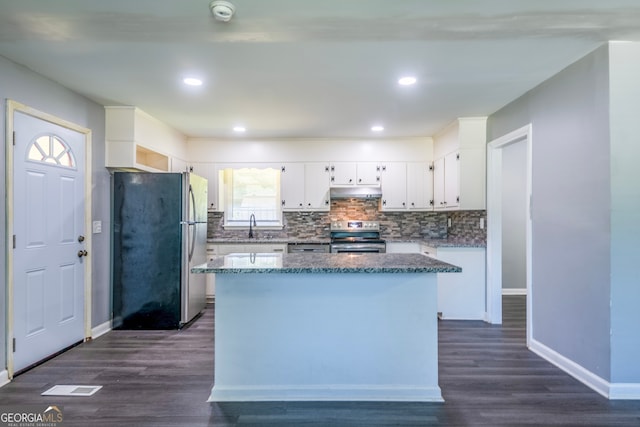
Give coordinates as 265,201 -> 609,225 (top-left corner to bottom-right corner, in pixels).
329,186 -> 382,199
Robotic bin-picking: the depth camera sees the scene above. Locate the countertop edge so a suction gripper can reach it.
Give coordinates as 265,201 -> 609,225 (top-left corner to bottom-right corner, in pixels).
192,266 -> 462,274
207,238 -> 485,248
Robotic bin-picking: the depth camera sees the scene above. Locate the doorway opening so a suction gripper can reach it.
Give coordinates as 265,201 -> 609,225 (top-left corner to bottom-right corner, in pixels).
486,124 -> 532,346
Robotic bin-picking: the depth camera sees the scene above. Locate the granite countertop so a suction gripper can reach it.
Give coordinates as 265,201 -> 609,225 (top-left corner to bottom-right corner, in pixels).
418,237 -> 485,248
208,237 -> 484,247
192,252 -> 461,274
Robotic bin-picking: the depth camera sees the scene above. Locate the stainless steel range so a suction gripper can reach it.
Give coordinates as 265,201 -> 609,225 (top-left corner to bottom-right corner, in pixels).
330,220 -> 386,253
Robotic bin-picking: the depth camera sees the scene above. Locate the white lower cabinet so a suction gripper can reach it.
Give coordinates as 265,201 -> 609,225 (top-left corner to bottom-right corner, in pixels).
385,242 -> 421,253
422,245 -> 486,320
206,244 -> 217,302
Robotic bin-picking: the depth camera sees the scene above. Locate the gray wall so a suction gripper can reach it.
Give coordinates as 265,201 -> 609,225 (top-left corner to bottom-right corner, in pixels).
1,55 -> 111,372
609,42 -> 640,382
488,44 -> 612,380
501,140 -> 527,290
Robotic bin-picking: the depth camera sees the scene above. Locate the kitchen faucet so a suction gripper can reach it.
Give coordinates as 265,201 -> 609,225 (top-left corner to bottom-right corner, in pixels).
248,213 -> 257,238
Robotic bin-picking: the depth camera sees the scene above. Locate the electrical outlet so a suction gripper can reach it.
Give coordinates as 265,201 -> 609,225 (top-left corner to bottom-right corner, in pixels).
447,218 -> 452,227
92,220 -> 102,234
480,218 -> 485,229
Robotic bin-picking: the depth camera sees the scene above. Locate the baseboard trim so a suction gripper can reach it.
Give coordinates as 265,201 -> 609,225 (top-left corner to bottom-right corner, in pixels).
502,288 -> 527,295
529,338 -> 609,398
91,320 -> 112,339
609,383 -> 640,400
208,384 -> 444,402
0,370 -> 9,388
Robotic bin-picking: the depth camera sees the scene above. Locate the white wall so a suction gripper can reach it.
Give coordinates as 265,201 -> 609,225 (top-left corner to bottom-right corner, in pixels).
188,137 -> 433,164
608,42 -> 640,382
0,55 -> 111,371
488,44 -> 612,380
433,121 -> 458,159
501,141 -> 527,290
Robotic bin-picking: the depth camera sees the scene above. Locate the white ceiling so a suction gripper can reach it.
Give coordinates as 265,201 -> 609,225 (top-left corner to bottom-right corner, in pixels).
1,1 -> 640,139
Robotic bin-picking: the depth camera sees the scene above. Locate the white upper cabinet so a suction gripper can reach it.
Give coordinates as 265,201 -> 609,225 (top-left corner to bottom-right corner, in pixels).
407,162 -> 434,210
281,163 -> 330,211
105,106 -> 186,172
190,162 -> 220,211
380,162 -> 407,210
280,163 -> 305,210
444,151 -> 460,208
330,162 -> 380,186
356,162 -> 381,185
433,117 -> 487,210
433,157 -> 445,209
330,162 -> 356,185
434,151 -> 460,209
381,161 -> 434,211
304,163 -> 331,210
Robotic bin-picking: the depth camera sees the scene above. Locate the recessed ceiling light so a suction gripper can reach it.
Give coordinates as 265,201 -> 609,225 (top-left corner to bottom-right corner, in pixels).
371,125 -> 384,132
183,77 -> 203,86
398,76 -> 417,86
233,126 -> 246,133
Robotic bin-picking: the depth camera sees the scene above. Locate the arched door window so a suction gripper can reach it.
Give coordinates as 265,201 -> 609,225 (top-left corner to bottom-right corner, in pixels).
27,134 -> 76,169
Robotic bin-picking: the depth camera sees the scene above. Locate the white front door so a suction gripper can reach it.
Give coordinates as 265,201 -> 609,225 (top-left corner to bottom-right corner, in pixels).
12,110 -> 87,373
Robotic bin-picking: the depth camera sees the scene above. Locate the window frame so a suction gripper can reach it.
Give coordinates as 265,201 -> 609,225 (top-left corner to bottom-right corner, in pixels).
221,166 -> 284,229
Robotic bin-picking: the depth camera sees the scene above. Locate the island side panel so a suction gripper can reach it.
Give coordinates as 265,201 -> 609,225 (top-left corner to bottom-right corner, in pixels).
210,272 -> 442,402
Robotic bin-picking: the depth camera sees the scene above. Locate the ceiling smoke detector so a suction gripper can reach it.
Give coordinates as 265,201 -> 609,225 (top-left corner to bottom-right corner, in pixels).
210,1 -> 235,22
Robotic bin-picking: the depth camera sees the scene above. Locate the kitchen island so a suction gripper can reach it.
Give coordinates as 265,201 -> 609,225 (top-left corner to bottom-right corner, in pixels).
192,252 -> 461,402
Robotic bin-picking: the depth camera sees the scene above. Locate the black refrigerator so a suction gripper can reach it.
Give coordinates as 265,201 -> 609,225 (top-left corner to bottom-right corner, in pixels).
112,172 -> 208,329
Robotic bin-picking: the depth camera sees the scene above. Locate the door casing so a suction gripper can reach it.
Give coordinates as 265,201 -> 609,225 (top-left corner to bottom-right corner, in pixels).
486,123 -> 533,346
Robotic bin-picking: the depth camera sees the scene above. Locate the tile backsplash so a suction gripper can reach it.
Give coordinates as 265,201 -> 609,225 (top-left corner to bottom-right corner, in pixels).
446,210 -> 487,240
208,199 -> 486,242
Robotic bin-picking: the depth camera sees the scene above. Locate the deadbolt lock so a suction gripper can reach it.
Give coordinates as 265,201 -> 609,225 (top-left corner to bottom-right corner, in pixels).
78,235 -> 85,242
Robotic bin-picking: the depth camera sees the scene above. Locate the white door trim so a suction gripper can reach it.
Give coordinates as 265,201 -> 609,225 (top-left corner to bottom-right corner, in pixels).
5,99 -> 93,379
486,124 -> 532,345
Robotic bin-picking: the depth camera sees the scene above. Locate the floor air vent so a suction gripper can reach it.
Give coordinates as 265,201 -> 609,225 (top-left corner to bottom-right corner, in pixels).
41,385 -> 102,397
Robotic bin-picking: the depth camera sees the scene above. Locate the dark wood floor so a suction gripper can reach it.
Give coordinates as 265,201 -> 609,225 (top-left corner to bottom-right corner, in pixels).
1,296 -> 640,426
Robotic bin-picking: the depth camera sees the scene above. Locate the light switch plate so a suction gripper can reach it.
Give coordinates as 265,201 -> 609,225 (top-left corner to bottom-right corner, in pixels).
480,218 -> 485,229
92,220 -> 102,234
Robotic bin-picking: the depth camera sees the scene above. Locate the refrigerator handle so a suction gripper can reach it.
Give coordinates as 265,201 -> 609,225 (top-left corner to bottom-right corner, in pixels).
188,185 -> 197,262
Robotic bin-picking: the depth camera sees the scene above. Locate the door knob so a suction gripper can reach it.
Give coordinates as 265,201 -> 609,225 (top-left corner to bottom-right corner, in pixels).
77,250 -> 88,258
78,235 -> 85,242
